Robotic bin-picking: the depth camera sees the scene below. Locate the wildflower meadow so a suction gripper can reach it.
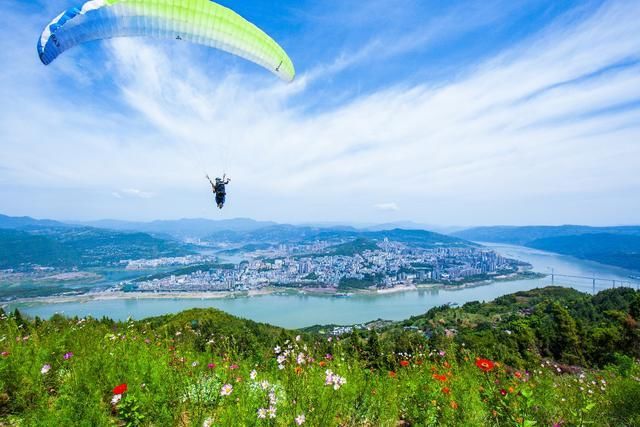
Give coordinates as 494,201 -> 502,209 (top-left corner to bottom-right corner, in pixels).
1,287 -> 639,426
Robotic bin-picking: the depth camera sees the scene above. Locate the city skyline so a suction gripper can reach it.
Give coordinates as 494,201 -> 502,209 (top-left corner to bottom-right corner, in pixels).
1,0 -> 639,225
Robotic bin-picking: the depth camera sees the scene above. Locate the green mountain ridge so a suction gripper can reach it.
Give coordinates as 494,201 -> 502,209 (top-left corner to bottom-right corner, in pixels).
0,227 -> 192,270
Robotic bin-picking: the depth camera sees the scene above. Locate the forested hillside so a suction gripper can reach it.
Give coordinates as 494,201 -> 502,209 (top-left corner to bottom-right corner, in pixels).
0,227 -> 192,269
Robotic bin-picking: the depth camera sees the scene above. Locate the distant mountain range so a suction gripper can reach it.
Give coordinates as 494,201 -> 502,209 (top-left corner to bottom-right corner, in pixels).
0,214 -> 70,230
203,224 -> 473,248
72,218 -> 278,239
454,225 -> 640,272
0,214 -> 473,269
453,225 -> 640,245
5,213 -> 639,272
0,227 -> 191,270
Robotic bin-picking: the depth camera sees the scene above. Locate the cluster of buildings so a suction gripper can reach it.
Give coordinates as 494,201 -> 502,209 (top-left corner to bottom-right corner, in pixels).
122,255 -> 211,270
126,239 -> 522,293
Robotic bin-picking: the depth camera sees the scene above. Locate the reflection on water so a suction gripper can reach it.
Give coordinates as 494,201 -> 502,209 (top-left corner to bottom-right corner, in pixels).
11,243 -> 640,328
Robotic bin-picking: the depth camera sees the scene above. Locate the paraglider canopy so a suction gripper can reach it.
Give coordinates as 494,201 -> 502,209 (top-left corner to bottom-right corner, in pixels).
38,0 -> 295,82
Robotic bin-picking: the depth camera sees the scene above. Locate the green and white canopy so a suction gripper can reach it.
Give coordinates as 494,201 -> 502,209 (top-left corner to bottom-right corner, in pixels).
38,0 -> 295,82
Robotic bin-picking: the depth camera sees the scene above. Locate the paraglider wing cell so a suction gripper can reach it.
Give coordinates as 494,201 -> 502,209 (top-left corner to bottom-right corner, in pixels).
37,0 -> 295,82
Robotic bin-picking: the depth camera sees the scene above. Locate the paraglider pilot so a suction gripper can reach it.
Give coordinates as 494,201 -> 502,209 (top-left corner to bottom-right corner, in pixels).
207,174 -> 230,209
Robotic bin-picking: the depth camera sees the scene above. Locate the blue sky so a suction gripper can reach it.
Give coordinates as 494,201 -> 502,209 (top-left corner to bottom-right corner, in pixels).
1,0 -> 639,226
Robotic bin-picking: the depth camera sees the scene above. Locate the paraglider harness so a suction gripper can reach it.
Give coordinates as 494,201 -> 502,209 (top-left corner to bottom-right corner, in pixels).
207,174 -> 230,209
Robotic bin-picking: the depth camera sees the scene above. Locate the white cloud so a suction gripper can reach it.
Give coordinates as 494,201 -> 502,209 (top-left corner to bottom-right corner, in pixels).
113,189 -> 155,199
1,0 -> 639,225
375,203 -> 400,212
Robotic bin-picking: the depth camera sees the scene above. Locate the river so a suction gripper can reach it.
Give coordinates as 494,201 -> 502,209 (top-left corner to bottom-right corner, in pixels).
9,244 -> 639,328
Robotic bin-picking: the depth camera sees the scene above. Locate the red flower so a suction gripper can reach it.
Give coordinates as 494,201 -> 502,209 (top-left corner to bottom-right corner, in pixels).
230,364 -> 239,370
400,360 -> 410,367
514,371 -> 522,379
476,358 -> 495,372
442,387 -> 451,394
388,371 -> 397,378
432,374 -> 448,382
112,383 -> 127,395
500,389 -> 507,396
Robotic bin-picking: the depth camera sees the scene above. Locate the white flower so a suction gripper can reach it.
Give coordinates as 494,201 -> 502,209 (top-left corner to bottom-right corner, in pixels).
295,414 -> 306,425
297,353 -> 306,365
111,394 -> 122,405
192,361 -> 199,367
220,384 -> 233,396
250,370 -> 257,380
277,355 -> 286,364
295,335 -> 301,342
274,346 -> 281,354
40,364 -> 51,375
203,418 -> 213,427
260,380 -> 270,390
257,408 -> 267,419
278,364 -> 284,370
324,369 -> 346,390
267,406 -> 276,419
269,391 -> 277,405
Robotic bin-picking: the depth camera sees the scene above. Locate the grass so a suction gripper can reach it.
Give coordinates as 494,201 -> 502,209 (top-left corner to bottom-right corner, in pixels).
0,307 -> 639,426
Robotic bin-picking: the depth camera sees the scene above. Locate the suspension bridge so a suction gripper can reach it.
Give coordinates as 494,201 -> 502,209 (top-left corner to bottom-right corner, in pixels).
546,269 -> 640,294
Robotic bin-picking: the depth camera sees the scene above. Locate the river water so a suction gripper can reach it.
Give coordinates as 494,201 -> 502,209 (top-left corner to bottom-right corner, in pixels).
10,244 -> 639,328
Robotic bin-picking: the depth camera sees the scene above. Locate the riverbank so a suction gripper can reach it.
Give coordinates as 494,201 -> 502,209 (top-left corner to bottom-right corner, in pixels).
7,243 -> 637,327
3,272 -> 546,309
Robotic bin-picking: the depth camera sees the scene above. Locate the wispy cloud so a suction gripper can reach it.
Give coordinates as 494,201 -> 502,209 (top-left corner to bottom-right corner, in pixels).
113,189 -> 155,199
375,203 -> 400,212
0,0 -> 638,225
